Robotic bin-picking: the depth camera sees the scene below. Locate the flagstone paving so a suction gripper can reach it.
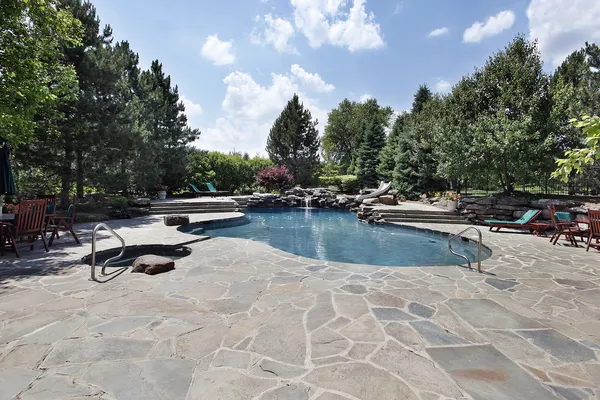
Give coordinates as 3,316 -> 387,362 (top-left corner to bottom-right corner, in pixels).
0,215 -> 599,399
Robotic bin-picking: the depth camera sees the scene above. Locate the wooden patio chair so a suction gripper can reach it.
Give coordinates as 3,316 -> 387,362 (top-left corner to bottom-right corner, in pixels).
586,209 -> 600,252
47,203 -> 80,246
3,199 -> 48,257
549,205 -> 587,246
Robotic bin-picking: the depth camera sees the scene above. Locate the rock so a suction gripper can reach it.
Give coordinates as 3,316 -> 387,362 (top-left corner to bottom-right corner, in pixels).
127,207 -> 149,217
378,195 -> 396,205
497,196 -> 530,206
75,212 -> 110,223
132,255 -> 175,275
130,197 -> 151,206
362,198 -> 379,205
164,214 -> 189,226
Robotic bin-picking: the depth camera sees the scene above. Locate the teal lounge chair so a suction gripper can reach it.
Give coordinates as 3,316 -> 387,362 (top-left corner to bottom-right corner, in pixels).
189,183 -> 228,197
485,209 -> 542,232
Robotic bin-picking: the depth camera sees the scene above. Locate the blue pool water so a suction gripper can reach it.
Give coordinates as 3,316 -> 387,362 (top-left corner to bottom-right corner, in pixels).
180,208 -> 491,267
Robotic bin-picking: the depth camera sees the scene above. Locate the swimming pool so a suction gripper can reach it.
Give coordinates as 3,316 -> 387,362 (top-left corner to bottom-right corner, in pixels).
180,208 -> 491,267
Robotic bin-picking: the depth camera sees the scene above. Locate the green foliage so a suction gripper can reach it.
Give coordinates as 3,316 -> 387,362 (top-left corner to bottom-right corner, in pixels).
266,94 -> 320,186
0,0 -> 82,146
337,175 -> 360,193
378,112 -> 407,182
187,151 -> 272,194
411,84 -> 433,114
553,116 -> 600,181
356,119 -> 386,187
322,98 -> 393,174
110,196 -> 129,209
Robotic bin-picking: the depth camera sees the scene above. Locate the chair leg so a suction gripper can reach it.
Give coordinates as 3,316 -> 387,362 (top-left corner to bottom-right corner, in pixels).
40,231 -> 49,252
8,232 -> 19,258
69,226 -> 81,244
586,233 -> 592,252
48,227 -> 59,247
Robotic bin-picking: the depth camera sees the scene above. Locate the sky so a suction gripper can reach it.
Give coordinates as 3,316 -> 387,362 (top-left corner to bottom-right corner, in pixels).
92,0 -> 600,156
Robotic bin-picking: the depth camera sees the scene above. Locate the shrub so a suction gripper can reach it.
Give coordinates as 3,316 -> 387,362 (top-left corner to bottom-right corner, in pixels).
318,176 -> 342,187
338,175 -> 359,193
256,166 -> 294,191
110,196 -> 129,210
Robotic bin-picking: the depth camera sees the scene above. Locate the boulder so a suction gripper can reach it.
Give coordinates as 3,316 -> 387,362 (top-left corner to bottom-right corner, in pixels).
164,214 -> 190,226
132,255 -> 175,275
378,195 -> 396,206
496,197 -> 530,206
130,197 -> 151,206
76,213 -> 110,223
362,198 -> 380,205
127,207 -> 149,218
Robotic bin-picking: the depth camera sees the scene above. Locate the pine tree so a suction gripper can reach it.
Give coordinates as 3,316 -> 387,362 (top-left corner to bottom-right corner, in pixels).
392,128 -> 420,199
266,94 -> 320,186
412,84 -> 433,114
356,119 -> 386,187
377,112 -> 408,182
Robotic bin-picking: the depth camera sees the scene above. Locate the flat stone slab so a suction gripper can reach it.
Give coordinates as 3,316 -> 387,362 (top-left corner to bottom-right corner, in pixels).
427,344 -> 560,400
408,302 -> 435,318
447,299 -> 543,329
410,320 -> 468,346
517,329 -> 597,363
372,307 -> 415,321
304,362 -> 419,400
485,278 -> 520,291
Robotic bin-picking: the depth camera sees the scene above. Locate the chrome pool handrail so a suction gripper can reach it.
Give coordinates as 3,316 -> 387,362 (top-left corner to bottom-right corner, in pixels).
90,223 -> 126,281
448,226 -> 483,273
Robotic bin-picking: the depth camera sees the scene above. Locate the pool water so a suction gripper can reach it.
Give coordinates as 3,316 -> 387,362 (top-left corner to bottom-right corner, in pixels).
181,208 -> 491,267
82,245 -> 192,268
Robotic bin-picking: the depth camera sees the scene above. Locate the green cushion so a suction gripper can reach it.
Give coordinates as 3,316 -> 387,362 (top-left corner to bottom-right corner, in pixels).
46,204 -> 55,215
554,211 -> 571,222
206,183 -> 217,192
190,183 -> 200,193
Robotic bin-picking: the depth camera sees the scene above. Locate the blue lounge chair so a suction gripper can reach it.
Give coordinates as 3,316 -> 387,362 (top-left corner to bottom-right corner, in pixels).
189,183 -> 228,197
485,209 -> 541,232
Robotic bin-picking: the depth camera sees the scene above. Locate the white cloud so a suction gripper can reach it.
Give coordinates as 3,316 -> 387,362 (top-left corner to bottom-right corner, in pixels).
359,93 -> 373,102
291,0 -> 384,51
180,96 -> 202,116
428,27 -> 449,38
393,3 -> 403,15
201,34 -> 235,65
435,80 -> 451,93
195,69 -> 328,155
528,0 -> 600,67
252,14 -> 298,54
290,64 -> 334,93
463,10 -> 515,43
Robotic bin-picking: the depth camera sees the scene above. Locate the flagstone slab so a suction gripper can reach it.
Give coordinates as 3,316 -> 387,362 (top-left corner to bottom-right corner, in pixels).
20,375 -> 102,400
211,349 -> 251,369
307,292 -> 336,331
372,307 -> 415,321
485,278 -> 520,291
190,369 -> 277,400
339,315 -> 384,342
261,383 -> 313,400
446,299 -> 544,329
304,362 -> 419,400
176,322 -> 229,360
41,337 -> 155,367
408,302 -> 435,318
249,306 -> 306,365
0,366 -> 40,400
334,294 -> 369,319
371,340 -> 463,397
427,344 -> 560,400
82,358 -> 196,400
311,328 -> 350,358
410,320 -> 468,346
517,329 -> 596,363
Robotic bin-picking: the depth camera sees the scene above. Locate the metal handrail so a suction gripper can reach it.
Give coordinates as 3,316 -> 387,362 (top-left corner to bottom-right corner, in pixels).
448,226 -> 483,273
90,223 -> 126,281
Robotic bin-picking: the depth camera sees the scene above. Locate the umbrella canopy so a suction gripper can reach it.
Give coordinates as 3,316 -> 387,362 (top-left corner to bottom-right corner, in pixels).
0,145 -> 16,195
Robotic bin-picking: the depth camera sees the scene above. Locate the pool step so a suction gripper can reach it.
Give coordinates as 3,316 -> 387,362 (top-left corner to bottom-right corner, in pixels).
149,201 -> 239,215
374,207 -> 469,225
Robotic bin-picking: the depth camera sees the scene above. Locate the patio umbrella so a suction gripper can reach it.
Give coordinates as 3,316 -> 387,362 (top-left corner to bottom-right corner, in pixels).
0,145 -> 16,196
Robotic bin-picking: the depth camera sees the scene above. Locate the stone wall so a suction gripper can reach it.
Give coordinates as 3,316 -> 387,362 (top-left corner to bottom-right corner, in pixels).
247,188 -> 358,209
459,196 -> 587,224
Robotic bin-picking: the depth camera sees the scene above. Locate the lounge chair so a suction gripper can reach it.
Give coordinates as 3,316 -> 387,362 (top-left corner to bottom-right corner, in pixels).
189,183 -> 229,197
549,205 -> 586,247
485,209 -> 541,232
586,209 -> 600,252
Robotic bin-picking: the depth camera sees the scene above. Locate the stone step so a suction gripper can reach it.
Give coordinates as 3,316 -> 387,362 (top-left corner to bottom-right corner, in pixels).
151,202 -> 236,208
378,213 -> 465,221
383,217 -> 469,224
149,207 -> 237,215
375,208 -> 458,216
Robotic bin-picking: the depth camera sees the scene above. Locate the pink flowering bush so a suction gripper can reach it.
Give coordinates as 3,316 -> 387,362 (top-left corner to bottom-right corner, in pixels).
256,166 -> 294,191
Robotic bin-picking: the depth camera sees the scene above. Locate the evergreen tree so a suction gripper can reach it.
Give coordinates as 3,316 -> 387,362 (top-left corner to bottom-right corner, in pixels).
412,85 -> 433,114
266,94 -> 320,186
356,119 -> 386,187
377,112 -> 408,182
392,129 -> 420,199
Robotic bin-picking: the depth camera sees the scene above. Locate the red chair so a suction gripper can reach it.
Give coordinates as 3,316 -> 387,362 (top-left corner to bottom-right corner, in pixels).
586,209 -> 600,252
47,203 -> 80,246
549,205 -> 587,246
3,200 -> 48,257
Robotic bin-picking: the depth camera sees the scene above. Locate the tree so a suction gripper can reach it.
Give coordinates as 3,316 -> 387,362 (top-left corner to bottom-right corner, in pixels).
256,166 -> 294,191
322,98 -> 393,174
412,85 -> 433,114
0,0 -> 82,146
553,115 -> 600,181
266,94 -> 320,186
356,119 -> 386,187
378,112 -> 407,182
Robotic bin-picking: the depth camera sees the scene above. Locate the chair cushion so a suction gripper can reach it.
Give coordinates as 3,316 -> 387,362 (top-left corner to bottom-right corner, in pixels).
554,211 -> 571,222
46,204 -> 55,215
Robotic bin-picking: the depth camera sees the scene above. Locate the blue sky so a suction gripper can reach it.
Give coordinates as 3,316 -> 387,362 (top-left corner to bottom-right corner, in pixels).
92,0 -> 599,155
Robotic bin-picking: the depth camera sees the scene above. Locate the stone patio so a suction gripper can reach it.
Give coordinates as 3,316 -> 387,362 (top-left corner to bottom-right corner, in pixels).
0,213 -> 599,400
